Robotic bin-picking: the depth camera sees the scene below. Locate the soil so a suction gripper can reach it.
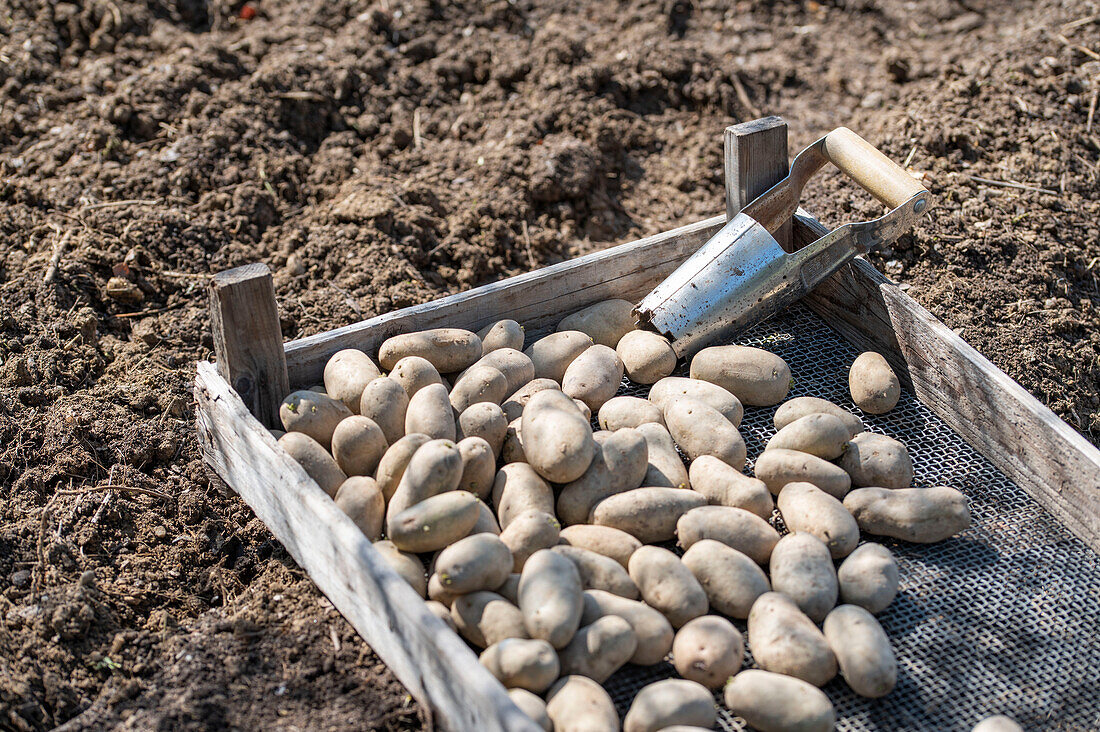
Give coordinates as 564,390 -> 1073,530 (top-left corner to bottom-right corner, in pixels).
1,0 -> 1098,729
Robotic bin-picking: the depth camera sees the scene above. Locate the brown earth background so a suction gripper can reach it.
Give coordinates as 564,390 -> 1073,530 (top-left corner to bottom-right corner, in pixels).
2,0 -> 1099,729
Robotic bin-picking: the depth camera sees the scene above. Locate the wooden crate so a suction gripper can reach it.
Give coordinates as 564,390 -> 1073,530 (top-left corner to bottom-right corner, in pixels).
193,118 -> 1100,731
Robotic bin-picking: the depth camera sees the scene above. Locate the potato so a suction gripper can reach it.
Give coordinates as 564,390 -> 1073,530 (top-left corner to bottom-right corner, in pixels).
449,364 -> 508,413
502,418 -> 527,464
563,344 -> 625,412
676,505 -> 779,565
522,389 -> 597,483
278,432 -> 347,496
557,299 -> 636,348
636,422 -> 690,489
648,376 -> 743,426
323,348 -> 382,412
754,448 -> 851,499
690,345 -> 790,406
823,604 -> 897,698
387,490 -> 481,553
837,543 -> 899,614
972,716 -> 1025,732
461,347 -> 536,398
497,573 -> 521,605
280,390 -> 353,449
688,455 -> 773,518
500,510 -> 560,572
724,669 -> 836,732
379,328 -> 482,373
389,355 -> 443,398
597,395 -> 665,431
428,572 -> 461,607
374,433 -> 431,501
664,398 -> 746,470
748,592 -> 837,686
331,415 -> 387,476
559,615 -> 637,683
359,377 -> 409,445
372,539 -> 426,597
838,431 -> 913,489
844,485 -> 971,543
581,590 -> 674,666
775,396 -> 864,437
552,545 -> 639,600
766,413 -> 850,460
769,533 -> 838,623
672,615 -> 743,690
456,402 -> 508,457
478,319 -> 525,353
308,385 -> 327,394
518,549 -> 584,648
850,352 -> 901,414
616,330 -> 676,384
334,476 -> 384,540
545,675 -> 619,732
455,436 -> 495,500
628,546 -> 708,628
405,382 -> 456,441
435,533 -> 513,594
525,330 -> 594,383
623,679 -> 716,732
425,599 -> 456,631
471,498 -> 502,535
502,378 -> 561,422
508,688 -> 551,732
777,481 -> 860,559
452,591 -> 528,648
386,438 -> 464,521
479,637 -> 560,693
557,428 -> 649,526
681,539 -> 770,619
492,463 -> 555,530
558,525 -> 641,569
591,487 -> 707,544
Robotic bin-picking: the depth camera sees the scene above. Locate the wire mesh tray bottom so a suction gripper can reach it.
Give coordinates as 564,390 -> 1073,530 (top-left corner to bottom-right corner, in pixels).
597,302 -> 1100,731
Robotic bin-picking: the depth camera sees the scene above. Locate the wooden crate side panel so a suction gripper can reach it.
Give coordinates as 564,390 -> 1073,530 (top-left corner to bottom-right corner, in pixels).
283,215 -> 726,387
797,216 -> 1100,553
193,362 -> 538,732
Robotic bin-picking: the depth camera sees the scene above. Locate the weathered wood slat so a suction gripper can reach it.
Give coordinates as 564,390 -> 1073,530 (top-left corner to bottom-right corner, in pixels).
725,116 -> 791,251
797,214 -> 1100,553
194,361 -> 538,732
283,215 -> 726,387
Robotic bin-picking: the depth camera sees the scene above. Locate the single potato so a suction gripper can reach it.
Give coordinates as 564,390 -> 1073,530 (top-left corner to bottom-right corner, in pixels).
478,319 -> 525,353
689,344 -> 790,406
456,402 -> 508,457
636,422 -> 690,489
671,615 -> 744,689
457,436 -> 495,499
434,533 -> 513,594
754,448 -> 851,499
461,347 -> 536,397
556,299 -> 636,348
823,604 -> 897,698
452,591 -> 528,649
552,545 -> 639,599
628,546 -> 708,628
838,431 -> 914,489
558,615 -> 637,683
333,476 -> 384,540
681,539 -> 770,619
623,678 -> 716,732
521,389 -> 597,483
389,355 -> 443,398
837,542 -> 899,614
378,328 -> 482,373
387,490 -> 480,553
597,395 -> 665,431
331,415 -> 387,476
769,533 -> 838,623
373,539 -> 427,598
777,481 -> 860,559
280,389 -> 352,449
558,525 -> 642,569
616,330 -> 677,384
774,396 -> 864,437
545,675 -> 619,732
849,351 -> 901,414
748,592 -> 837,687
843,485 -> 971,543
492,462 -> 555,530
664,398 -> 746,470
359,377 -> 409,445
688,455 -> 773,518
648,376 -> 743,426
507,688 -> 551,732
450,364 -> 508,413
562,344 -> 625,412
279,432 -> 347,496
500,510 -> 560,572
479,637 -> 560,693
525,331 -> 594,383
323,348 -> 381,412
518,549 -> 584,649
676,505 -> 780,565
765,413 -> 850,460
724,669 -> 836,732
405,382 -> 456,441
591,487 -> 707,544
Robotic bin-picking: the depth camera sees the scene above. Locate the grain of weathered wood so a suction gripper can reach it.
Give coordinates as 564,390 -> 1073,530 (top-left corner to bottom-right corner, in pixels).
209,263 -> 289,428
725,116 -> 791,251
797,214 -> 1100,553
284,214 -> 726,387
193,361 -> 539,732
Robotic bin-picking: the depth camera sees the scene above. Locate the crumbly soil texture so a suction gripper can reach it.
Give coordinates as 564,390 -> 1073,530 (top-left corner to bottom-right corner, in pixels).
2,0 -> 1098,729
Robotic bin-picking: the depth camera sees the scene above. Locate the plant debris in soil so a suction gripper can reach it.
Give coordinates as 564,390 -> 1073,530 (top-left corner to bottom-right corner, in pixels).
1,0 -> 1098,729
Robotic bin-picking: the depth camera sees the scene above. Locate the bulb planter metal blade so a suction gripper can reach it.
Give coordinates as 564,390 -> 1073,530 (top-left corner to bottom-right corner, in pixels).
635,127 -> 932,357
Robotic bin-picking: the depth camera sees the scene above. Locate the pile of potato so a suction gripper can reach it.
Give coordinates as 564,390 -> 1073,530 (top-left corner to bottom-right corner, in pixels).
273,298 -> 977,732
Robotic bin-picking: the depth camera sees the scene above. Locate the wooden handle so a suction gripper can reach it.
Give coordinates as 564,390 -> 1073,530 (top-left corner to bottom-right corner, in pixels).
822,127 -> 926,209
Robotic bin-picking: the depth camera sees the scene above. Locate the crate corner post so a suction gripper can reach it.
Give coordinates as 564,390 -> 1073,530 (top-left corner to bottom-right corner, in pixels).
208,262 -> 290,428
